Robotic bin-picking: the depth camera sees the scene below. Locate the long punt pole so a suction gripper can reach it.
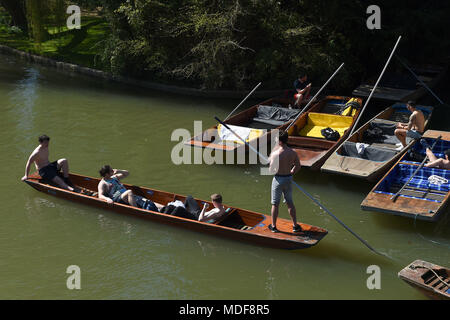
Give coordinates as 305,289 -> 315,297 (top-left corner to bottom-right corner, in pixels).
214,116 -> 387,257
224,82 -> 262,121
349,36 -> 402,136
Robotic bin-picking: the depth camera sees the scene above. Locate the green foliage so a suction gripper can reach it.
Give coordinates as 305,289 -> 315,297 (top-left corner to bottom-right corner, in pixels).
1,0 -> 449,91
96,0 -> 370,89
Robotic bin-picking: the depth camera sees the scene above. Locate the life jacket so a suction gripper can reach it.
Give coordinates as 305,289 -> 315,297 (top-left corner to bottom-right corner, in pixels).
339,98 -> 361,116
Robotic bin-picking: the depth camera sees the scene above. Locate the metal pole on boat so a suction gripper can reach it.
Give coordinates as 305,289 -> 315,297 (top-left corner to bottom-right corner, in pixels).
391,136 -> 442,202
224,82 -> 262,121
285,63 -> 345,133
214,115 -> 387,257
349,36 -> 402,136
395,55 -> 445,105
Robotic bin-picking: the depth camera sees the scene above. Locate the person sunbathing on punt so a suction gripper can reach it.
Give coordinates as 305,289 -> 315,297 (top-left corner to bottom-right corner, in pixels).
98,165 -> 138,207
422,142 -> 450,169
21,134 -> 76,192
160,194 -> 226,223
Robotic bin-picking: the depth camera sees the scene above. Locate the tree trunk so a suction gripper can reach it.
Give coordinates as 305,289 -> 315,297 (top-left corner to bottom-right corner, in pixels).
0,0 -> 28,34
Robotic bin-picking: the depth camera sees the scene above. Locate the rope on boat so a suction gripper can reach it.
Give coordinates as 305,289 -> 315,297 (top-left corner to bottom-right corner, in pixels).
409,263 -> 450,290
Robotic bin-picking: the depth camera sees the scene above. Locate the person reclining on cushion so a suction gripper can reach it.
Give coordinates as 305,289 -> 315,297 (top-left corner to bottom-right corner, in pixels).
97,165 -> 138,207
161,194 -> 226,223
394,101 -> 425,150
21,134 -> 76,192
422,141 -> 450,169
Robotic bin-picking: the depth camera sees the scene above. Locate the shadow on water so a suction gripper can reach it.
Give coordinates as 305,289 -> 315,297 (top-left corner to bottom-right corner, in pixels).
370,208 -> 450,240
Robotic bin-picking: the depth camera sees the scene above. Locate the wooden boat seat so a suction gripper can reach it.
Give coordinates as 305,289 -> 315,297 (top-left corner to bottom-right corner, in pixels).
389,184 -> 446,202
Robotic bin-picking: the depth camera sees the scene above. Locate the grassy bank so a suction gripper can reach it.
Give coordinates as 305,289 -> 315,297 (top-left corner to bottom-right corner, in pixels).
0,9 -> 109,70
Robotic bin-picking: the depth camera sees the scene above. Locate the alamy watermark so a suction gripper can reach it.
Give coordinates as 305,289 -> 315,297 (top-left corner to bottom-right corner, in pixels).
366,265 -> 381,290
66,5 -> 81,30
366,5 -> 381,30
66,265 -> 81,290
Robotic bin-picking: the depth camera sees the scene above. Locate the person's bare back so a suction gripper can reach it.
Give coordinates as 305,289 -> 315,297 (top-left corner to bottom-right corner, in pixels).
270,146 -> 300,175
30,145 -> 51,170
409,110 -> 425,133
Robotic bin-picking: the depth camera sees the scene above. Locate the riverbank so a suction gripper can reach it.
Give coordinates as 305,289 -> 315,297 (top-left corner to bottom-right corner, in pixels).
0,9 -> 299,99
0,45 -> 291,99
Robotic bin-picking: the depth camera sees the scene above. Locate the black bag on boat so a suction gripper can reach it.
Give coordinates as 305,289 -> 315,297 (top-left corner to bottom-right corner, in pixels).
321,127 -> 340,141
407,149 -> 426,162
363,127 -> 384,143
135,196 -> 159,212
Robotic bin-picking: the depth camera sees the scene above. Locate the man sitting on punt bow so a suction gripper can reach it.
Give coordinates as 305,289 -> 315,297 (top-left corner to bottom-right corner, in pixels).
22,135 -> 77,192
293,73 -> 312,108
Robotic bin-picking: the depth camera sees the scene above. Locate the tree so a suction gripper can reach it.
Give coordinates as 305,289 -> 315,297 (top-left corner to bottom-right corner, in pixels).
0,0 -> 28,34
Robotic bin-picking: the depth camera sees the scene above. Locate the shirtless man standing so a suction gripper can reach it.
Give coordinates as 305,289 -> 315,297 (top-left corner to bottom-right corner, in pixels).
21,135 -> 75,191
394,101 -> 425,150
268,131 -> 302,233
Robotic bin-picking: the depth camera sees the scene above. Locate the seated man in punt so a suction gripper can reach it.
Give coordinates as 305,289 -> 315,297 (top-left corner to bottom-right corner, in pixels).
293,73 -> 312,108
160,194 -> 226,223
394,101 -> 425,150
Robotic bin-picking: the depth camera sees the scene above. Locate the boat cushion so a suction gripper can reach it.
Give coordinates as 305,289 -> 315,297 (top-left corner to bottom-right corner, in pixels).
409,137 -> 450,161
251,105 -> 300,126
217,124 -> 265,144
341,141 -> 397,162
299,113 -> 353,139
363,120 -> 413,145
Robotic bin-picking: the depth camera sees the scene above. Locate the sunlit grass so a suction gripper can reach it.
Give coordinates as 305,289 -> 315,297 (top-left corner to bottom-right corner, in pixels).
0,9 -> 110,70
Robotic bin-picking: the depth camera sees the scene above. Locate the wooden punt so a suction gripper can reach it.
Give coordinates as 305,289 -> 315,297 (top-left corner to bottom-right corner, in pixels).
352,64 -> 447,102
184,96 -> 310,154
398,260 -> 450,300
24,172 -> 328,250
286,96 -> 363,170
320,102 -> 434,182
361,130 -> 450,221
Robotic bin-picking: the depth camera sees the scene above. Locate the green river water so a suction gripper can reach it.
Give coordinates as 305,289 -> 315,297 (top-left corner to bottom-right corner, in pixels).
1,53 -> 449,300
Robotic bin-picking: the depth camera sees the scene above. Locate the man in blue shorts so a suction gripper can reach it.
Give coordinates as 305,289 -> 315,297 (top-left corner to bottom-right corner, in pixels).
268,131 -> 302,233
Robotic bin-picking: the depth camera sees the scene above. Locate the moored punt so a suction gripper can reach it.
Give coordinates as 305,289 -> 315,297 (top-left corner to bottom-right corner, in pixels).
286,96 -> 363,170
24,172 -> 328,250
184,97 -> 308,154
361,130 -> 450,221
398,260 -> 450,300
352,64 -> 447,102
320,102 -> 434,182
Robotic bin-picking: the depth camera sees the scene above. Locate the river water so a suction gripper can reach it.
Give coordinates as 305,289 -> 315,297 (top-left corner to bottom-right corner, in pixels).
0,53 -> 449,299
